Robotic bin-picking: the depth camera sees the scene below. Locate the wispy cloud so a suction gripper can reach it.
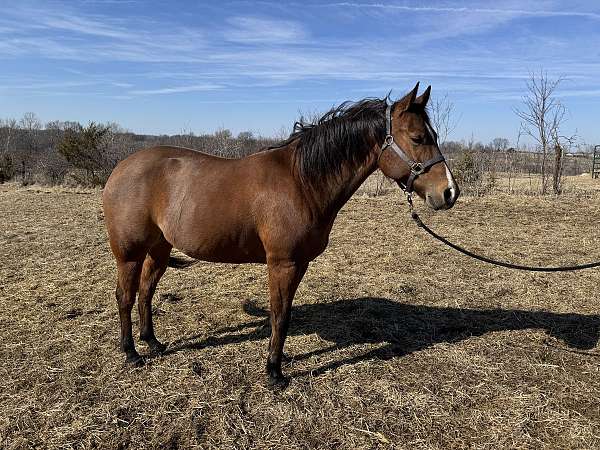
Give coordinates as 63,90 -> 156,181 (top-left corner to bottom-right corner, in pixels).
226,16 -> 308,44
0,5 -> 206,62
129,83 -> 224,95
39,13 -> 136,40
555,89 -> 600,98
316,3 -> 600,21
0,81 -> 97,90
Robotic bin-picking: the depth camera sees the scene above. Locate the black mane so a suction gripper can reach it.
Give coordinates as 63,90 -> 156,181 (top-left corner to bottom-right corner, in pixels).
275,97 -> 388,181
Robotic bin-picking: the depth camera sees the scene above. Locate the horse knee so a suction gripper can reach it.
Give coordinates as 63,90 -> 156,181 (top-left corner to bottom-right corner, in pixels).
115,286 -> 124,303
117,292 -> 135,310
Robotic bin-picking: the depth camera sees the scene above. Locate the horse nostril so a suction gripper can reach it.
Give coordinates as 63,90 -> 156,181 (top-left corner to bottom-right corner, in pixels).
444,187 -> 455,205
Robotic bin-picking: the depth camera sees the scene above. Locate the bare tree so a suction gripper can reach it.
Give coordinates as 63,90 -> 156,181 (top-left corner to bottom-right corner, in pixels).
15,112 -> 43,184
213,127 -> 238,157
19,112 -> 42,132
172,127 -> 196,149
514,71 -> 566,194
0,118 -> 18,181
491,137 -> 510,152
550,129 -> 577,194
428,93 -> 460,146
275,125 -> 291,141
104,122 -> 137,164
1,118 -> 18,153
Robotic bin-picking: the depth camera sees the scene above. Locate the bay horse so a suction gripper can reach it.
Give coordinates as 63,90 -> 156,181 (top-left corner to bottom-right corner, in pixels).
102,83 -> 459,387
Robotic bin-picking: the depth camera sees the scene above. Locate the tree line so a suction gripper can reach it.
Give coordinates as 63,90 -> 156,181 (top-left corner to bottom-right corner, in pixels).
0,116 -> 279,186
0,111 -> 593,194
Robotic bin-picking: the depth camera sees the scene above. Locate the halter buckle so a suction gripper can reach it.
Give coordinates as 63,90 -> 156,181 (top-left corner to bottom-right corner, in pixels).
410,162 -> 425,175
383,135 -> 394,148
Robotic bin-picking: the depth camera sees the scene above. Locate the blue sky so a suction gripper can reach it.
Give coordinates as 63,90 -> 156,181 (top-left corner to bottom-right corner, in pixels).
1,0 -> 599,146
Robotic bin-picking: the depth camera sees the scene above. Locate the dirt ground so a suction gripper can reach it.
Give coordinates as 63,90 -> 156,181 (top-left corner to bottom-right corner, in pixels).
1,176 -> 600,449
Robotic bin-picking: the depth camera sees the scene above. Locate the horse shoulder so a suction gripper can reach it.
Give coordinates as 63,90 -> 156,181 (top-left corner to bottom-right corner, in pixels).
257,187 -> 334,263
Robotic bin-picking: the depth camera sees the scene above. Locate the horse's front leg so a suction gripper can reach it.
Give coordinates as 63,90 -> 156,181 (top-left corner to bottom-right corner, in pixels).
266,259 -> 307,388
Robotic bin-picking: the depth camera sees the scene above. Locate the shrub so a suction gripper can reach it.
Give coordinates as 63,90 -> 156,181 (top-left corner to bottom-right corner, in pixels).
58,122 -> 113,186
451,150 -> 495,196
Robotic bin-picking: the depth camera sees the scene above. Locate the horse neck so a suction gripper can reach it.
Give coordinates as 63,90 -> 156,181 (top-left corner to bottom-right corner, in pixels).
301,148 -> 379,221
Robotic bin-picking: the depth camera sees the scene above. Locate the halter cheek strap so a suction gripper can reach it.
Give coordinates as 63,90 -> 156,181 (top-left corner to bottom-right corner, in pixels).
379,103 -> 445,194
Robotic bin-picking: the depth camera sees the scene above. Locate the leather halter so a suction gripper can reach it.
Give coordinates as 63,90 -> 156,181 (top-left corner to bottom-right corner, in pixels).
378,103 -> 446,194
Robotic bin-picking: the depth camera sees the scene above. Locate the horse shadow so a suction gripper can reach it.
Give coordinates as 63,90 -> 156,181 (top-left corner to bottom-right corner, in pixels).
166,297 -> 600,376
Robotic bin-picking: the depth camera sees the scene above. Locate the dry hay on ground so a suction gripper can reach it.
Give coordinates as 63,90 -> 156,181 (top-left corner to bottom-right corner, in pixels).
1,177 -> 600,449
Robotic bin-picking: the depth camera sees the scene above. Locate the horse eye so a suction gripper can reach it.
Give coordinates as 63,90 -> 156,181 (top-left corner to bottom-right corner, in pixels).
411,136 -> 424,145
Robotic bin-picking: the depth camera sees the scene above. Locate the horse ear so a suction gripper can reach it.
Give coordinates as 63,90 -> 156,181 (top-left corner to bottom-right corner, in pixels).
415,85 -> 431,107
394,82 -> 420,112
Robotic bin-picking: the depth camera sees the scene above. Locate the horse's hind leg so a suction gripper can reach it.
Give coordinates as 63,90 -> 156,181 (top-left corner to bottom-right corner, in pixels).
116,259 -> 144,366
138,239 -> 172,355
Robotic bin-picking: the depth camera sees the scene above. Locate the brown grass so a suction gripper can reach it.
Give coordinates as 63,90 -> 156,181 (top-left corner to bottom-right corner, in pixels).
1,177 -> 600,449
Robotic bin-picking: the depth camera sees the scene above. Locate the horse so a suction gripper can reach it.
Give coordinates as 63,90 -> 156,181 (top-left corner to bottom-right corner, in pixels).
102,83 -> 460,388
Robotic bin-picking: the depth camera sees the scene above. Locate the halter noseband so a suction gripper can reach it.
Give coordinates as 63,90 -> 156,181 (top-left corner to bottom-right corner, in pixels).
378,103 -> 446,194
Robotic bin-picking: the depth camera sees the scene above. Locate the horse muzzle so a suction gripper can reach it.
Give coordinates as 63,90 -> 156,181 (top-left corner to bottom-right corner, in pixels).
425,183 -> 460,210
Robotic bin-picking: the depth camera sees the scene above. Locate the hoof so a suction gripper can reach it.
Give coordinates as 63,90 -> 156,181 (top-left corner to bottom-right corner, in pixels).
267,374 -> 290,391
125,353 -> 145,367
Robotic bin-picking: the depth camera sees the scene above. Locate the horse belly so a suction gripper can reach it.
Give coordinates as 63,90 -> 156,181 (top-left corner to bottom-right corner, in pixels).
164,215 -> 266,264
183,234 -> 266,264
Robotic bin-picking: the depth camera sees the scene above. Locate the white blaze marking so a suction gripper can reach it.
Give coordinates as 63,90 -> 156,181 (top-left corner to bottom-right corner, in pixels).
445,163 -> 457,198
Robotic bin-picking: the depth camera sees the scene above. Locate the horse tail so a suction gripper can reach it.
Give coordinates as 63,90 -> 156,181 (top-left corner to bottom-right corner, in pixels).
167,254 -> 199,269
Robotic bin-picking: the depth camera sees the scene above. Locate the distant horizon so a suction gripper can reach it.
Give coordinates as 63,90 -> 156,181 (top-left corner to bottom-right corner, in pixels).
2,1 -> 599,147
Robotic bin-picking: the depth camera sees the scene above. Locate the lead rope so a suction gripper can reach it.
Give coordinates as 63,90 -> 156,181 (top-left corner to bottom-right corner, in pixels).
407,195 -> 600,272
407,194 -> 600,358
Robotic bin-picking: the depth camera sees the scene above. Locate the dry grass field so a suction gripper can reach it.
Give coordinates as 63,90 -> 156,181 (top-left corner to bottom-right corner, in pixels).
1,176 -> 600,449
